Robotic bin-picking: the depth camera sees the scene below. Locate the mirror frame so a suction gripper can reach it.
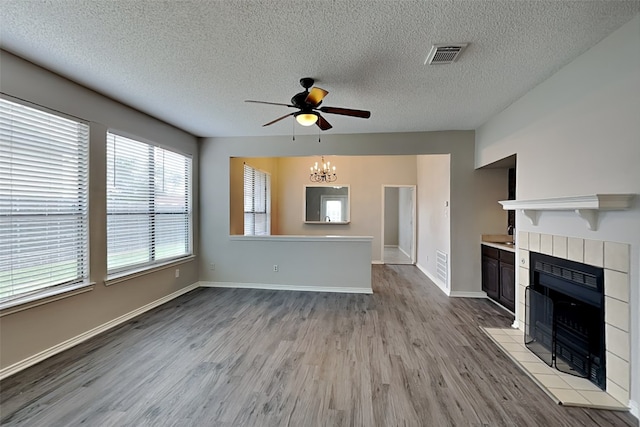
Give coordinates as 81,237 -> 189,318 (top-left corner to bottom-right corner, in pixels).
303,184 -> 350,224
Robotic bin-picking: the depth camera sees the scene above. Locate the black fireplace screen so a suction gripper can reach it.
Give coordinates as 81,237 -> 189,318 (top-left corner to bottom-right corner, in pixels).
525,252 -> 606,390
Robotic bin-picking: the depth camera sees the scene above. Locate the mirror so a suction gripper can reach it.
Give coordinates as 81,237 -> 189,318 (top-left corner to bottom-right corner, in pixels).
304,185 -> 350,223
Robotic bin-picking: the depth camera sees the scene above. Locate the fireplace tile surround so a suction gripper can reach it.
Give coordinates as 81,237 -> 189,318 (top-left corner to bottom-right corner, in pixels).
513,231 -> 631,407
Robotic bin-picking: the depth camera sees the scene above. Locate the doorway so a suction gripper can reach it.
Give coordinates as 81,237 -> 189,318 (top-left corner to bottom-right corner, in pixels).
382,185 -> 416,264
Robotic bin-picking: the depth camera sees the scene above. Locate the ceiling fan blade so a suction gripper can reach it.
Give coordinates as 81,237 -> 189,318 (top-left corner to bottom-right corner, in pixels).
305,87 -> 329,106
263,112 -> 294,127
245,100 -> 295,108
318,106 -> 371,118
316,114 -> 332,131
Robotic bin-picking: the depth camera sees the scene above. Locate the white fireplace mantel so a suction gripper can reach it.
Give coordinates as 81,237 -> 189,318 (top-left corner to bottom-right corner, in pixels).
499,194 -> 636,231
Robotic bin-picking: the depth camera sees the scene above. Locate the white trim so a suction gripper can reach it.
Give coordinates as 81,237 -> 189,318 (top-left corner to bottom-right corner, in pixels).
485,295 -> 517,316
0,283 -> 199,380
398,246 -> 411,259
384,244 -> 398,248
372,260 -> 384,265
381,185 -> 417,264
199,281 -> 373,294
499,194 -> 635,230
0,282 -> 95,316
105,255 -> 196,286
449,291 -> 488,298
629,400 -> 639,420
416,262 -> 450,296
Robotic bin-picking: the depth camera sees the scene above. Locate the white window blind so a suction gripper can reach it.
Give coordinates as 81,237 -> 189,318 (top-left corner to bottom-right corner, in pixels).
107,133 -> 192,274
0,98 -> 89,305
244,164 -> 270,236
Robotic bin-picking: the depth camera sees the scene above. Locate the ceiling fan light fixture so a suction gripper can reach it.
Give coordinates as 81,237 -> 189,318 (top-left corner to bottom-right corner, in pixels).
295,112 -> 318,126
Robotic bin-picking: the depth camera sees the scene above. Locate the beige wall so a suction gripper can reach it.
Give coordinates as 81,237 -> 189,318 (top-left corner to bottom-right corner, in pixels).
277,155 -> 417,261
0,51 -> 200,372
230,157 -> 280,235
230,155 -> 417,261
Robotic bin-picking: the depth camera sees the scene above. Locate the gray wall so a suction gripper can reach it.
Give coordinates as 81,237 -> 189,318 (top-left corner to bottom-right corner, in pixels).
476,16 -> 640,413
200,131 -> 505,295
398,187 -> 413,257
0,51 -> 200,371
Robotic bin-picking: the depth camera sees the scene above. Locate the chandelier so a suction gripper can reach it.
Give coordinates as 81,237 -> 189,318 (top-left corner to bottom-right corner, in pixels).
309,156 -> 337,182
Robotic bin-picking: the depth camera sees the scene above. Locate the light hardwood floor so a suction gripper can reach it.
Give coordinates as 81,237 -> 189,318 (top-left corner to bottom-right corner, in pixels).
1,265 -> 637,426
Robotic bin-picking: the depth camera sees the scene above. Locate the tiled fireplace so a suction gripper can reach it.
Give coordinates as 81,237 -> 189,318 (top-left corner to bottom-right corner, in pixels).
516,231 -> 630,405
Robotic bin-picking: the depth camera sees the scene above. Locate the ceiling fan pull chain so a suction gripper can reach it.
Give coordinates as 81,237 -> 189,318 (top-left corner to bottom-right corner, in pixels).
292,116 -> 295,141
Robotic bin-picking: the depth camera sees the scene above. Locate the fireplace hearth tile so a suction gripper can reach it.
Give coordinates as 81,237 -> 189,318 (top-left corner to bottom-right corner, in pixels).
579,390 -> 627,409
520,361 -> 555,374
559,374 -> 602,391
511,349 -> 547,363
533,373 -> 572,389
482,327 -> 629,411
548,388 -> 591,406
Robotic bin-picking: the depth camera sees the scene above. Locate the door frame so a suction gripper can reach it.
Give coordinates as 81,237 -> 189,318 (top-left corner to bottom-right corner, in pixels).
381,185 -> 417,264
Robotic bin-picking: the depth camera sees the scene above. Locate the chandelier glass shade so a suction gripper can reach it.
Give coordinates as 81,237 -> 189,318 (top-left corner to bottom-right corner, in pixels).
309,156 -> 337,182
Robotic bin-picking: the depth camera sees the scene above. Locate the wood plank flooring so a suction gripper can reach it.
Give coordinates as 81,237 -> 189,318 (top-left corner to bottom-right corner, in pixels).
1,265 -> 637,426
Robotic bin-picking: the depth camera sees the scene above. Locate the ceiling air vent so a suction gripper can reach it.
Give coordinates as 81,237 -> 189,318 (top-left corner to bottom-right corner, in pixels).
425,43 -> 468,65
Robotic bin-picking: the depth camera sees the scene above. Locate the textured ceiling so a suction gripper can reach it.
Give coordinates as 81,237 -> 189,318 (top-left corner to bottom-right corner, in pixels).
1,1 -> 639,137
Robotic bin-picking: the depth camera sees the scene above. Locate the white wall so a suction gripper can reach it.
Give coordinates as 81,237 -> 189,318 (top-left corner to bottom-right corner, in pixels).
0,50 -> 200,371
384,187 -> 400,246
398,187 -> 413,257
475,15 -> 640,415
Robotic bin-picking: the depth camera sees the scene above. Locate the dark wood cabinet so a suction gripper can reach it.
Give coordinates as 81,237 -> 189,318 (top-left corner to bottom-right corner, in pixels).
482,256 -> 499,299
482,245 -> 515,312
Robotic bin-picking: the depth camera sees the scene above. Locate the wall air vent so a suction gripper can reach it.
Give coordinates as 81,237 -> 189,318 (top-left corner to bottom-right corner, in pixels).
425,43 -> 468,65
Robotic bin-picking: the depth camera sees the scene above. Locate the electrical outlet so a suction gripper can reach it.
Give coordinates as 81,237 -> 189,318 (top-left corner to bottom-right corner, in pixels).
273,264 -> 279,272
175,268 -> 180,278
210,263 -> 215,271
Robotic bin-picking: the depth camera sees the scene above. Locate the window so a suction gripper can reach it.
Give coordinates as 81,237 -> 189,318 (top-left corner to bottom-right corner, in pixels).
243,164 -> 270,235
0,97 -> 89,306
107,133 -> 192,275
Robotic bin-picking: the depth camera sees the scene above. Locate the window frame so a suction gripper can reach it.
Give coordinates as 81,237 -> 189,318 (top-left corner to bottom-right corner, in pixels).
243,164 -> 271,236
0,96 -> 92,311
106,131 -> 193,279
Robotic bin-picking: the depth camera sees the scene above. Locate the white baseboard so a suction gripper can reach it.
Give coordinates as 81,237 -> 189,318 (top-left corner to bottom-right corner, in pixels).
199,281 -> 373,294
630,400 -> 639,420
416,262 -> 450,296
384,244 -> 398,248
0,283 -> 200,380
371,260 -> 384,265
398,246 -> 411,259
449,291 -> 488,298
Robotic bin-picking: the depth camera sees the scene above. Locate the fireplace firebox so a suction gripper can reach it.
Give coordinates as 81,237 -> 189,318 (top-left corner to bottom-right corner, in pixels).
525,252 -> 606,389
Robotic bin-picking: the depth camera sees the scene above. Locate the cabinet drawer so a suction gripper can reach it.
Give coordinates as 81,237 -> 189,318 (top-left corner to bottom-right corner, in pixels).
500,250 -> 515,265
481,245 -> 499,259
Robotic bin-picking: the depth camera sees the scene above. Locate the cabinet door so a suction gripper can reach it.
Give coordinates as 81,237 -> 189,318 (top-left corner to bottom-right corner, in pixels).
499,262 -> 516,312
482,256 -> 499,299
